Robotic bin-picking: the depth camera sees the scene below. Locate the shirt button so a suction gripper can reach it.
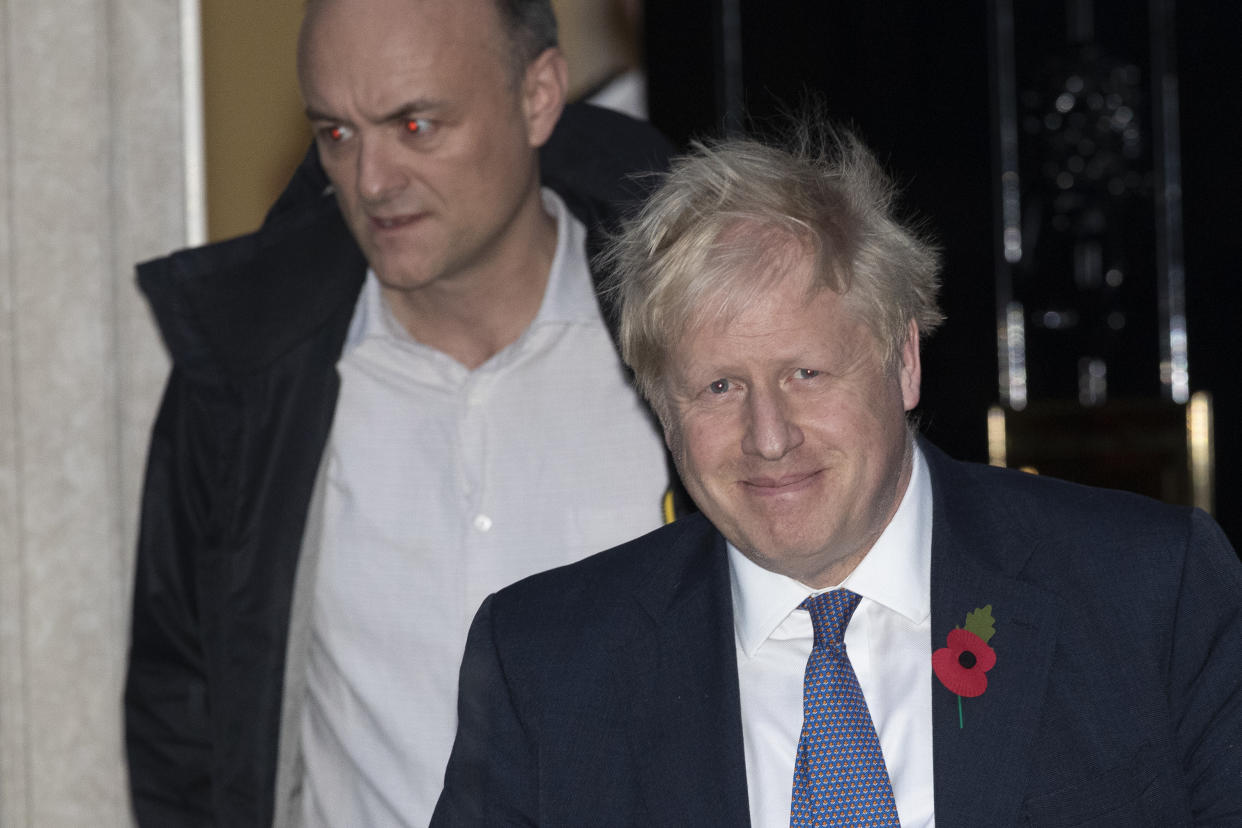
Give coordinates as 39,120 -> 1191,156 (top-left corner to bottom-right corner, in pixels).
473,514 -> 493,532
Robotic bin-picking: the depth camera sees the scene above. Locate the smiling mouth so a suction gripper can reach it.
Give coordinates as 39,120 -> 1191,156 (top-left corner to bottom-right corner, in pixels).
743,470 -> 821,494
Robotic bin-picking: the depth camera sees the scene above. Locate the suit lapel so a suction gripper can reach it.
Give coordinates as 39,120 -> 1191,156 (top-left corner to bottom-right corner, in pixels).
925,445 -> 1062,826
624,517 -> 752,826
614,449 -> 1065,826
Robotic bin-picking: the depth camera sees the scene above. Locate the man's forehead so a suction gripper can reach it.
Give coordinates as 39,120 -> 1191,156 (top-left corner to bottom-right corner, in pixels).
307,0 -> 491,16
303,0 -> 503,47
676,281 -> 857,357
299,0 -> 513,99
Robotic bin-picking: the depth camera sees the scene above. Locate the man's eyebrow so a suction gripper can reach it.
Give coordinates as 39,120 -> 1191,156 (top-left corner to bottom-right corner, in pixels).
304,99 -> 445,124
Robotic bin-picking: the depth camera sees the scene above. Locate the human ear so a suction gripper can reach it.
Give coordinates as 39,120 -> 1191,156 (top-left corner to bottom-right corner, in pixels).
899,319 -> 922,412
521,47 -> 569,148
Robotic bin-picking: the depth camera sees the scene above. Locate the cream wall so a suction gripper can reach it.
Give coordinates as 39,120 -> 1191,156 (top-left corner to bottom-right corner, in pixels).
552,0 -> 642,100
0,0 -> 190,825
201,0 -> 306,242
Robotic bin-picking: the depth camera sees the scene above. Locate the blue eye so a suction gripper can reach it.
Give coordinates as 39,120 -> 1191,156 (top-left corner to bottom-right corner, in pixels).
708,379 -> 730,394
794,368 -> 820,379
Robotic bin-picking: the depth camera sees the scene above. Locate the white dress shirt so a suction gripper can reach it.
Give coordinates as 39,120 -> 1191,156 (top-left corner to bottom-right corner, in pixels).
299,190 -> 669,827
732,444 -> 935,827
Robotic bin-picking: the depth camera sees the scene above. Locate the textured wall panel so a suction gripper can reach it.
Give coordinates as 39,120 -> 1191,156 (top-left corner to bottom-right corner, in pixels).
0,0 -> 184,825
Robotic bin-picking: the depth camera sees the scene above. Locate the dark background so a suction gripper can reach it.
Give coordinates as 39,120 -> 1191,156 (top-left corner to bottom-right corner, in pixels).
643,0 -> 1242,548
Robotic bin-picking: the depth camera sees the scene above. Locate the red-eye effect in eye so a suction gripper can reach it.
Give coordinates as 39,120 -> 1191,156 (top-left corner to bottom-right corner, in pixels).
406,119 -> 421,134
329,126 -> 344,141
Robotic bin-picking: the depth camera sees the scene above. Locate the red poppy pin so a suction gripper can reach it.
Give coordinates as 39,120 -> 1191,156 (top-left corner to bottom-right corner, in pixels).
932,605 -> 997,729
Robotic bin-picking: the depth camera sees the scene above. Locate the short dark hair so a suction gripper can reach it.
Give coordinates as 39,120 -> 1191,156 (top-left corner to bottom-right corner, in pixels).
494,0 -> 559,72
302,1 -> 558,81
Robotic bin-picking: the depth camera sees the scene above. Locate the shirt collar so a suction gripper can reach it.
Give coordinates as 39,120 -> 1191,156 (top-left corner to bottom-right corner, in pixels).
728,442 -> 933,658
342,188 -> 595,354
530,188 -> 596,327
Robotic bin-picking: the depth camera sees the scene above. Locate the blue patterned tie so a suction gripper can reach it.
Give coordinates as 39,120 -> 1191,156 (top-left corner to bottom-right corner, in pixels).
789,589 -> 901,827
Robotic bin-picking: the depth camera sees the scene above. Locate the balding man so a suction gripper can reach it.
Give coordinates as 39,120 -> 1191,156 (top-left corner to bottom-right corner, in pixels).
124,1 -> 682,825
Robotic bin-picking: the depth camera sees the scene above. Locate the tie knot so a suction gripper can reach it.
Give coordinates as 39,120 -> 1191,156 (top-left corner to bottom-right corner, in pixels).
800,589 -> 861,649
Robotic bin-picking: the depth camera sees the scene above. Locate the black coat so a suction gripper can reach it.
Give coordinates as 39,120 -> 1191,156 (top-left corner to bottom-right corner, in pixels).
123,104 -> 681,827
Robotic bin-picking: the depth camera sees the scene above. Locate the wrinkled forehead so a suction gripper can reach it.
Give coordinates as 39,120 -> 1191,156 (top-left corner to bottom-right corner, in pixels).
300,0 -> 506,67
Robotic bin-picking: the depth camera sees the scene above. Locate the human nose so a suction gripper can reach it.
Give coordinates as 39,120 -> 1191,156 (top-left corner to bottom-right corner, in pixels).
356,136 -> 407,203
740,385 -> 804,460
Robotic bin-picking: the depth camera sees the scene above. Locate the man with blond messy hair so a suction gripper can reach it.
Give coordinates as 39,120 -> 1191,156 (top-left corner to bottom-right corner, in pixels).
434,125 -> 1242,826
124,0 -> 683,824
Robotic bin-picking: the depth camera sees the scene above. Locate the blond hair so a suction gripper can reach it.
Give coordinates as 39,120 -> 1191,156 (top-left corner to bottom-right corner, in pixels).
602,123 -> 944,411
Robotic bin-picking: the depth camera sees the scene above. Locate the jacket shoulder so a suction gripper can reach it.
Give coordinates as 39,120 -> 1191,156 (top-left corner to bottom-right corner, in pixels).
487,514 -> 718,633
511,513 -> 712,591
138,189 -> 365,381
924,440 -> 1228,588
956,455 -> 1196,539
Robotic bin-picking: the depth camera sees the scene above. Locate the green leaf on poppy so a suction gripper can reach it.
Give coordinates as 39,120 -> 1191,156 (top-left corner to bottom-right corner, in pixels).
962,605 -> 996,643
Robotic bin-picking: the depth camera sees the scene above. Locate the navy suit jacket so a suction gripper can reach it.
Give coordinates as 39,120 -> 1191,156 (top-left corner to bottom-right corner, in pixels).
432,443 -> 1242,826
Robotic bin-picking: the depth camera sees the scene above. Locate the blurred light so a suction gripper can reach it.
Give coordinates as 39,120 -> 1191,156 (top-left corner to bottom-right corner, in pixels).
987,407 -> 1007,467
1188,392 -> 1214,513
1004,228 -> 1022,262
1039,309 -> 1079,329
1170,320 -> 1189,403
1005,303 -> 1027,409
1002,170 -> 1022,263
1078,357 -> 1107,406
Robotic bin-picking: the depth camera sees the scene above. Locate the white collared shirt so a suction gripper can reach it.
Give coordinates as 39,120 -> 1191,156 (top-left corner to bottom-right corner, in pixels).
731,444 -> 935,827
300,189 -> 669,827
